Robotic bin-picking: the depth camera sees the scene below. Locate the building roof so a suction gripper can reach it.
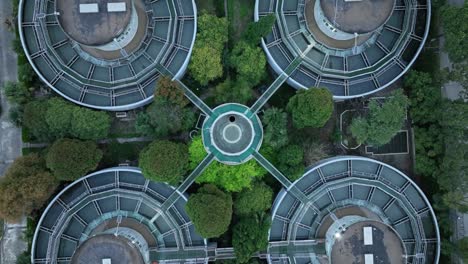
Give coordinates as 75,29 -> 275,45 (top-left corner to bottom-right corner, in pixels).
255,0 -> 431,99
19,0 -> 197,110
31,167 -> 208,264
268,156 -> 440,264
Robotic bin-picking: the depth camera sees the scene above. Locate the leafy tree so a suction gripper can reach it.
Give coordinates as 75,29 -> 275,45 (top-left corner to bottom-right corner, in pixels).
234,182 -> 273,215
437,100 -> 468,211
232,214 -> 271,263
139,140 -> 189,184
8,106 -> 23,127
2,81 -> 32,105
186,184 -> 232,238
189,137 -> 266,192
155,76 -> 188,107
350,90 -> 408,146
277,144 -> 305,181
440,2 -> 468,62
414,126 -> 443,177
135,98 -> 195,137
404,71 -> 442,125
441,62 -> 468,99
243,14 -> 276,45
213,78 -> 254,105
196,14 -> 229,50
229,42 -> 266,86
287,88 -> 334,129
455,237 -> 468,261
0,154 -> 58,222
46,139 -> 103,181
45,98 -> 74,138
197,160 -> 266,192
23,100 -> 51,142
262,107 -> 289,149
70,107 -> 111,140
189,45 -> 224,85
189,14 -> 228,85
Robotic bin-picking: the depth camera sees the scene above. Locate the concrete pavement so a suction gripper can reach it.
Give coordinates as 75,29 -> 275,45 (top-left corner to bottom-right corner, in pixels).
0,0 -> 27,263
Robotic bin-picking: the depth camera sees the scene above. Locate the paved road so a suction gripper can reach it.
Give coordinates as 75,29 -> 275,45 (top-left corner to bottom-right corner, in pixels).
0,0 -> 27,263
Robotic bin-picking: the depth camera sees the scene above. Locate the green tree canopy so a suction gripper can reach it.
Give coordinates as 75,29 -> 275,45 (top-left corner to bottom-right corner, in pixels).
234,182 -> 273,216
189,136 -> 266,192
437,100 -> 468,212
45,98 -> 74,138
213,78 -> 254,105
262,107 -> 289,149
186,184 -> 232,238
2,81 -> 32,106
135,97 -> 195,138
403,71 -> 442,125
350,90 -> 408,146
0,154 -> 58,222
229,42 -> 266,86
139,140 -> 189,184
456,237 -> 468,261
197,14 -> 229,50
242,14 -> 276,45
189,45 -> 224,86
70,108 -> 111,140
189,14 -> 228,85
23,100 -> 51,142
155,76 -> 189,107
232,214 -> 271,263
277,144 -> 305,181
46,139 -> 103,181
287,88 -> 334,129
440,2 -> 468,62
45,98 -> 111,140
413,126 -> 443,177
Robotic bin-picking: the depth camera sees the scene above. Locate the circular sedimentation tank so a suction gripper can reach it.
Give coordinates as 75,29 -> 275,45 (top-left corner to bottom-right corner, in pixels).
19,0 -> 197,110
255,0 -> 431,99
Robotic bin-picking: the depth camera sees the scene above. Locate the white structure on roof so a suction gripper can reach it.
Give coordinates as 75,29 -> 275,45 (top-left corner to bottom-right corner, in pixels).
107,2 -> 126,12
363,226 -> 373,245
364,254 -> 374,264
79,3 -> 99,13
102,259 -> 111,264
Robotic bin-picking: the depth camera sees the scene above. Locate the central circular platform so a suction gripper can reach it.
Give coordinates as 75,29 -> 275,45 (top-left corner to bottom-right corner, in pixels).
71,234 -> 145,264
202,104 -> 263,165
58,0 -> 132,46
319,0 -> 395,34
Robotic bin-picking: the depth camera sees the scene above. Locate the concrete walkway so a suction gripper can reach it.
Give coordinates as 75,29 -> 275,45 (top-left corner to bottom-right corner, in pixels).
0,0 -> 27,262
